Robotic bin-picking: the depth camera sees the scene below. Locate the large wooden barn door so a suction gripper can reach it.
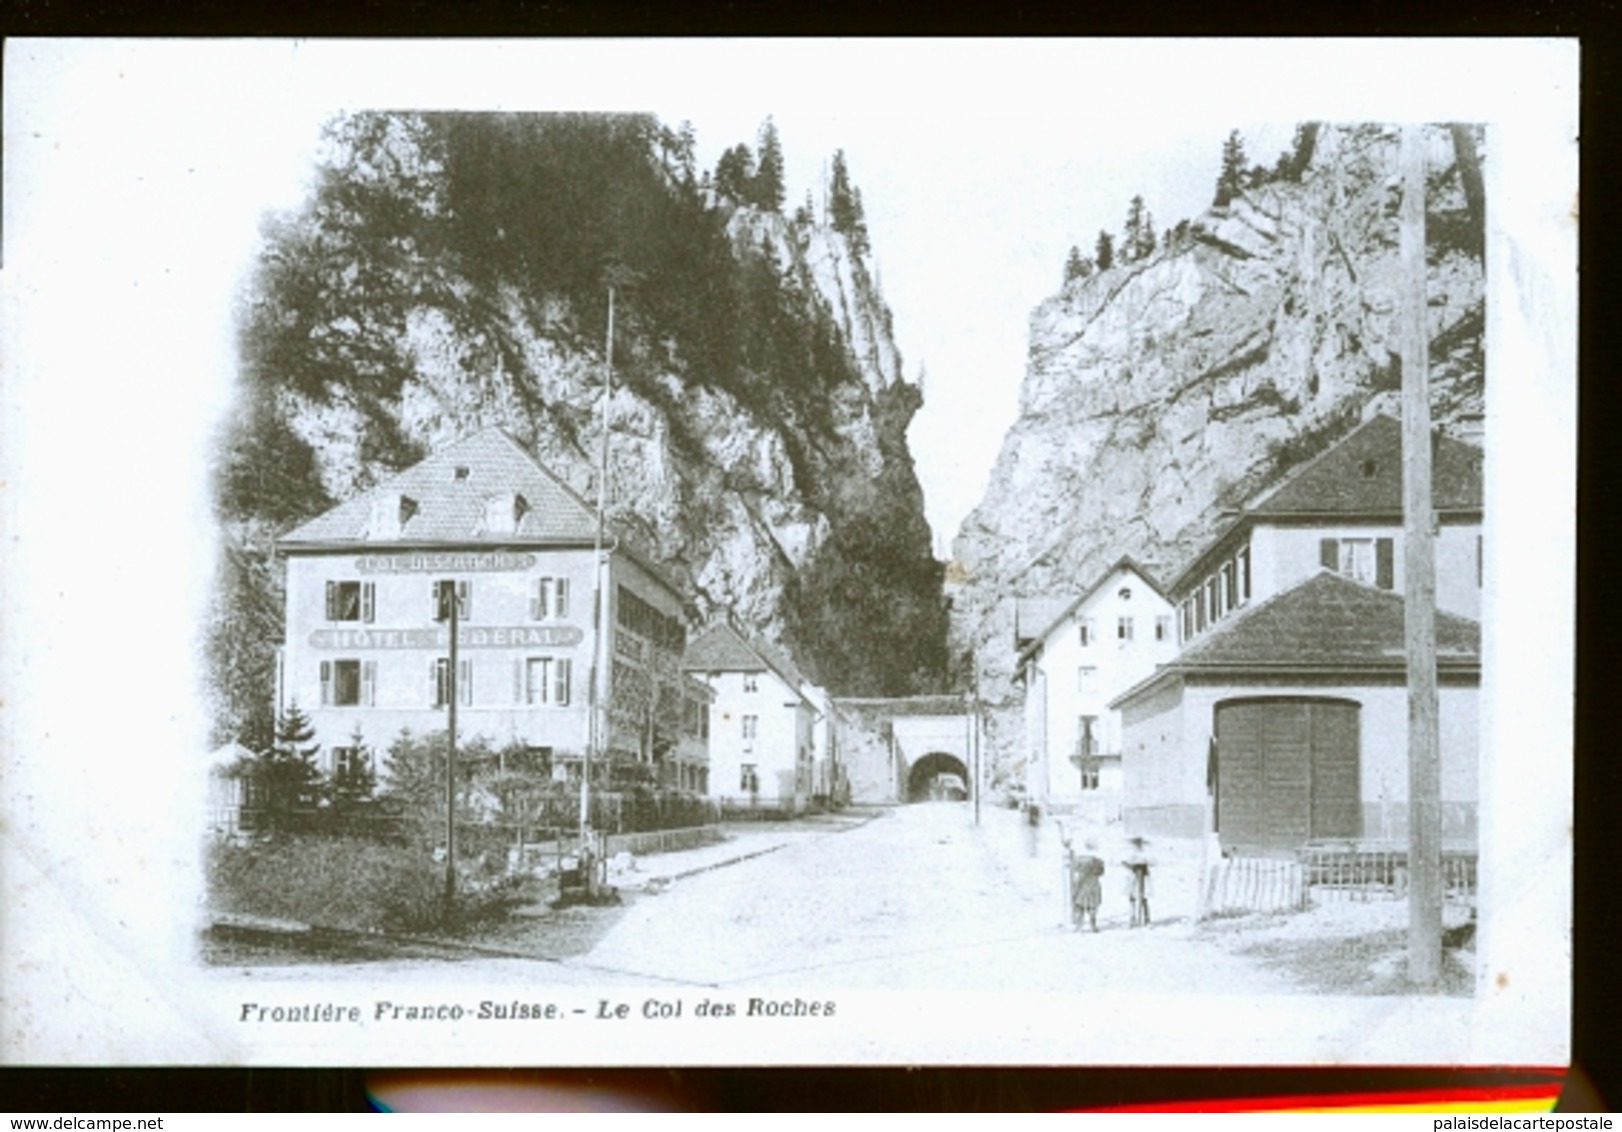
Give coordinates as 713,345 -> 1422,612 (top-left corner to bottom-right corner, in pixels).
1215,698 -> 1360,852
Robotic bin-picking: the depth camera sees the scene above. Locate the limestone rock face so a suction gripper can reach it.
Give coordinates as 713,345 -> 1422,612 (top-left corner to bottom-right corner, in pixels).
214,112 -> 944,754
286,206 -> 921,661
951,124 -> 1484,780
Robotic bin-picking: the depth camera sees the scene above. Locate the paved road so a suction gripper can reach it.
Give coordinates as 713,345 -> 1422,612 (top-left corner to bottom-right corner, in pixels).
576,803 -> 1296,995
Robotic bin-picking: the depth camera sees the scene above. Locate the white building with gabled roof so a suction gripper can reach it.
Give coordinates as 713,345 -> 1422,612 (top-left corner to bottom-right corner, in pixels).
1013,556 -> 1178,816
1111,412 -> 1484,852
276,426 -> 704,790
683,621 -> 818,814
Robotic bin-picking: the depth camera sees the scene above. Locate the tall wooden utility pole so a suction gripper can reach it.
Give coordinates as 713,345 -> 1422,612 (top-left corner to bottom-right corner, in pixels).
440,580 -> 461,918
581,285 -> 615,894
1400,125 -> 1443,987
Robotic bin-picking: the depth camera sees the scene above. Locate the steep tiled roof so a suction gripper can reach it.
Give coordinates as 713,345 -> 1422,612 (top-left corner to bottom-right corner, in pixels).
1111,570 -> 1480,708
682,622 -> 812,701
1181,570 -> 1479,667
1015,556 -> 1167,672
1171,414 -> 1483,592
1248,414 -> 1483,517
280,428 -> 599,547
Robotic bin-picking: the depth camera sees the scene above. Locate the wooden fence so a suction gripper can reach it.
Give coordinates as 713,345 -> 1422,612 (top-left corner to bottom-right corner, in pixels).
1201,844 -> 1479,919
1202,856 -> 1309,916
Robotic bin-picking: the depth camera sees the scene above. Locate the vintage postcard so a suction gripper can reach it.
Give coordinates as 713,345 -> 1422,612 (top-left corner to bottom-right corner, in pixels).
0,39 -> 1576,1065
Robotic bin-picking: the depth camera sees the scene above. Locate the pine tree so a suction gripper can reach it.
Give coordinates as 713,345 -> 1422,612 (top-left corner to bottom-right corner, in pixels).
329,724 -> 376,810
1122,196 -> 1143,262
1214,129 -> 1248,207
752,117 -> 786,212
1095,230 -> 1115,272
713,143 -> 755,203
1063,245 -> 1092,283
827,149 -> 870,259
263,701 -> 324,815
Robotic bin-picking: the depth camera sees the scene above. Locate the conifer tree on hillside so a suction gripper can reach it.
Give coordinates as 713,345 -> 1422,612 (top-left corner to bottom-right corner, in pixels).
1214,128 -> 1248,207
1122,196 -> 1144,262
827,149 -> 870,259
1063,245 -> 1092,283
1121,195 -> 1157,262
752,117 -> 786,212
1095,229 -> 1115,272
713,143 -> 755,203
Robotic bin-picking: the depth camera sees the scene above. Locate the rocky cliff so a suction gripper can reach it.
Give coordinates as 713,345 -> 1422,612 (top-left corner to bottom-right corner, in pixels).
209,112 -> 946,748
950,123 -> 1485,781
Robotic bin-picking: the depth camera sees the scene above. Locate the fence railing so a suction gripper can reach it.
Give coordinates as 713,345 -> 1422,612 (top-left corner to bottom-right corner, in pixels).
1296,843 -> 1478,905
214,790 -> 722,845
1201,842 -> 1479,919
1202,856 -> 1308,916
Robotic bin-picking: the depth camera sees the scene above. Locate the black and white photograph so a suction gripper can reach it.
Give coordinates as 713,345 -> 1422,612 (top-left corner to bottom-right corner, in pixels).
0,39 -> 1576,1066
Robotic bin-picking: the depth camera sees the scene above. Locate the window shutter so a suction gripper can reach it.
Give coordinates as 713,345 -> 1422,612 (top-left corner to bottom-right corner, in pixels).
320,660 -> 332,705
534,578 -> 548,620
556,658 -> 571,706
1320,538 -> 1339,570
1375,538 -> 1395,589
431,581 -> 443,621
361,583 -> 375,623
325,581 -> 337,621
429,658 -> 440,706
514,659 -> 524,704
459,659 -> 473,705
457,581 -> 472,621
556,578 -> 569,619
362,661 -> 376,706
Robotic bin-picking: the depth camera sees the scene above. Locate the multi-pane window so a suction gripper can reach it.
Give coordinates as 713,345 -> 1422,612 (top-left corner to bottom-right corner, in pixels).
741,714 -> 759,748
1236,546 -> 1252,603
432,579 -> 472,621
431,657 -> 473,707
1117,616 -> 1134,642
740,764 -> 760,793
325,581 -> 375,623
519,657 -> 572,705
1320,537 -> 1395,589
320,659 -> 375,706
530,576 -> 570,620
1077,666 -> 1098,693
1077,716 -> 1100,789
1155,614 -> 1172,641
332,745 -> 370,781
743,673 -> 759,693
1078,618 -> 1096,647
616,585 -> 687,652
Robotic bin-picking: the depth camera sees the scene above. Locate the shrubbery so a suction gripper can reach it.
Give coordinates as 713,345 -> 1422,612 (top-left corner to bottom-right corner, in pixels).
206,833 -> 520,933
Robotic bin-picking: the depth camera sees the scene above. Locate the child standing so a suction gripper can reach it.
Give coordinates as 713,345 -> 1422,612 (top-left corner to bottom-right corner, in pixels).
1122,835 -> 1153,927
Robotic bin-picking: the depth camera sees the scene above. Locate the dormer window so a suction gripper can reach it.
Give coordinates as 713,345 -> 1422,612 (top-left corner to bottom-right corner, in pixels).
366,492 -> 417,540
483,492 -> 530,535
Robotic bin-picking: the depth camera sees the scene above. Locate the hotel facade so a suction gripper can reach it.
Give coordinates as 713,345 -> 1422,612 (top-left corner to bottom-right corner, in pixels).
276,428 -> 708,787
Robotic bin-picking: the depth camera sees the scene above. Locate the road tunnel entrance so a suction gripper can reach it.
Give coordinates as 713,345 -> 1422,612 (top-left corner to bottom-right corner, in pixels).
907,752 -> 971,803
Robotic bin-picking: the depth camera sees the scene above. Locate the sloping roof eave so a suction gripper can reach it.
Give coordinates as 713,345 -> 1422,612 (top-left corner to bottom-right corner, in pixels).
1109,658 -> 1481,711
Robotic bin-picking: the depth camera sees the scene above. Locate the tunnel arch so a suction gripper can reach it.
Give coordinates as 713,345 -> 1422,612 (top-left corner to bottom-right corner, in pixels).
906,751 -> 971,802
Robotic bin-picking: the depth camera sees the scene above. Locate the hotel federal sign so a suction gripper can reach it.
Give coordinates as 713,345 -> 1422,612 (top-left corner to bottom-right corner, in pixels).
354,552 -> 537,574
309,625 -> 585,649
